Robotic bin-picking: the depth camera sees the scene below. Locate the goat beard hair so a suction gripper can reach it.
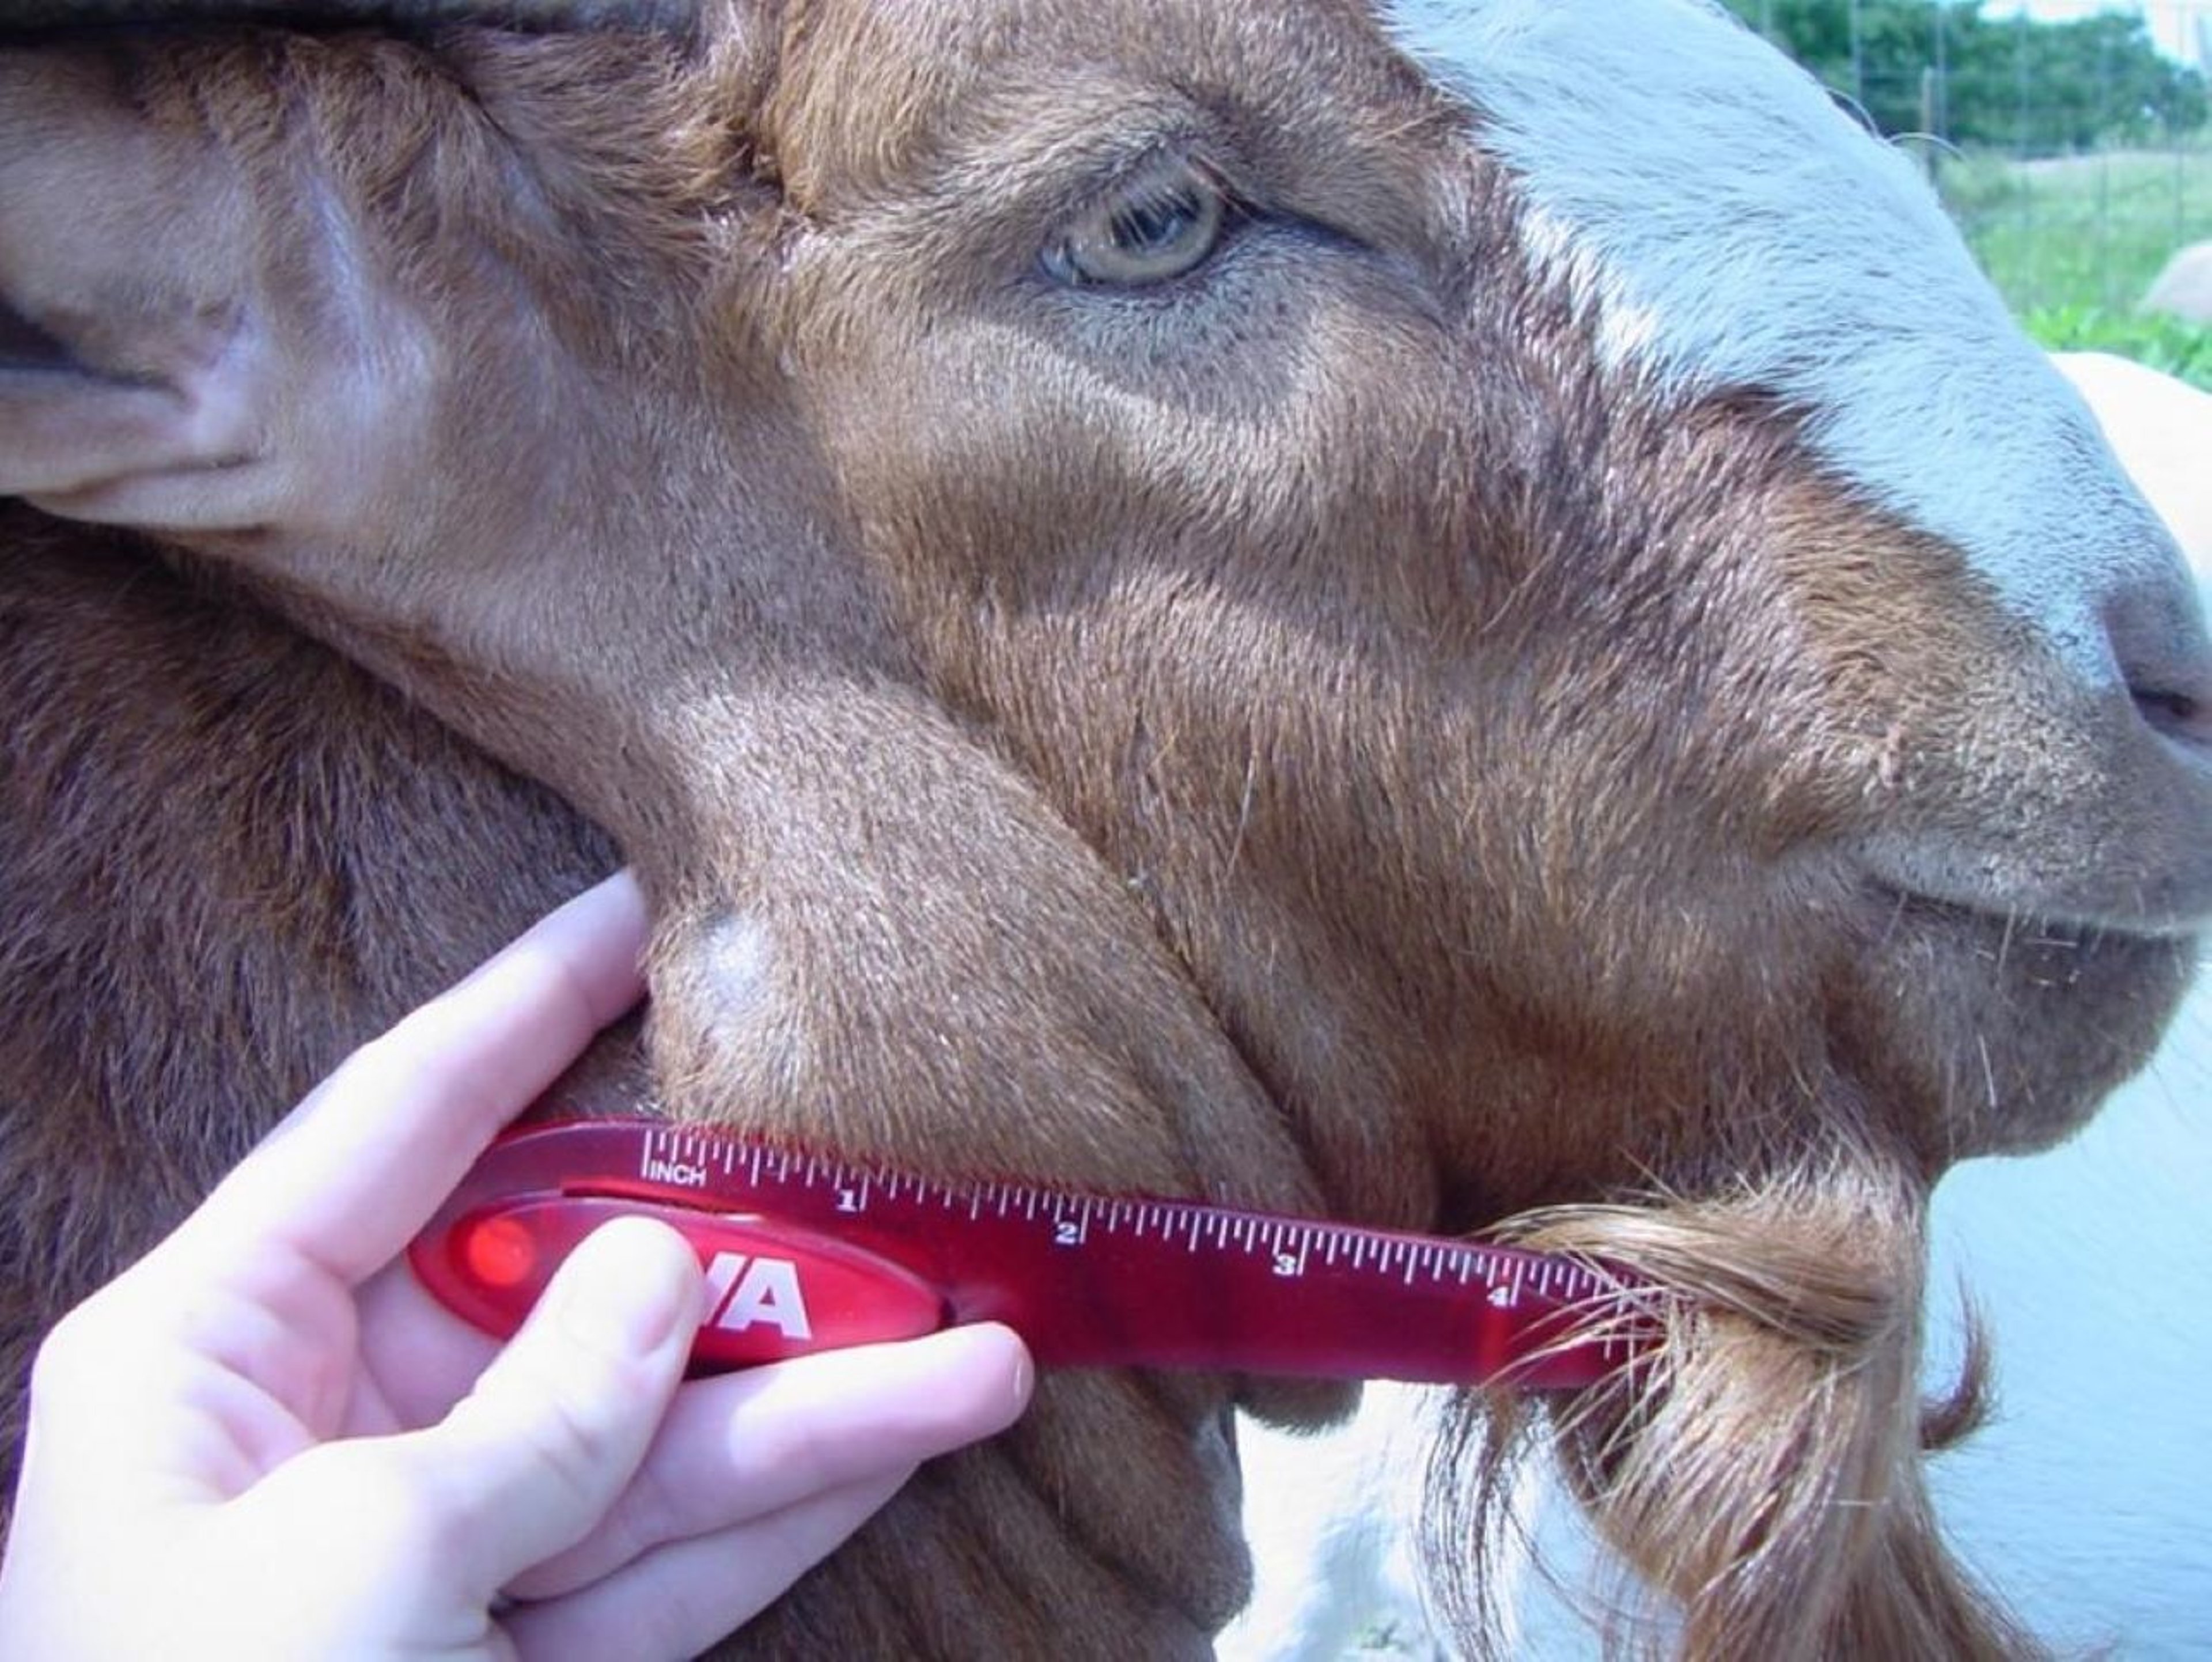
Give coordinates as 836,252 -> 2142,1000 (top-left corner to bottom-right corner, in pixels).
1415,1152 -> 2046,1660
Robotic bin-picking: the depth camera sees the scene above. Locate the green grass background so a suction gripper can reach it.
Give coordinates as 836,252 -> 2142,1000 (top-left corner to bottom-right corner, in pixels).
1940,142 -> 2212,388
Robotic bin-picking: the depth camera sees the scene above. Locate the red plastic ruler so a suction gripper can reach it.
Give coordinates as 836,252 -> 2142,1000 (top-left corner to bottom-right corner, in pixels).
409,1119 -> 1650,1390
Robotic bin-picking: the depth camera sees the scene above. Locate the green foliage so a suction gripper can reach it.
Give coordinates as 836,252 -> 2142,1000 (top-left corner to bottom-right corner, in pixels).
1724,1 -> 2207,153
2020,303 -> 2212,388
1940,142 -> 2212,312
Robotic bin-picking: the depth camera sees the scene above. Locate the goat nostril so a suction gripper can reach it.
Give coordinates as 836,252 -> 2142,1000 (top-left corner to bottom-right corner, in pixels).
2133,684 -> 2211,747
2104,577 -> 2212,750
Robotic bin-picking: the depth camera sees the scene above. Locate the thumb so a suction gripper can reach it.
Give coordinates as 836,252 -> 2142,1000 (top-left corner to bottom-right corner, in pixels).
406,1215 -> 703,1598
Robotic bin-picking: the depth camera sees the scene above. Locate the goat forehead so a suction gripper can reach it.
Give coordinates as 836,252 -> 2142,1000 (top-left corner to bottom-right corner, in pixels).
1380,0 -> 2181,686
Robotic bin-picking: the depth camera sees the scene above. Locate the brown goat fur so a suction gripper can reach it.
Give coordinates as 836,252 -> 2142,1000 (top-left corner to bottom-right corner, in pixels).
2,5 -> 2207,1657
1434,1157 -> 2036,1658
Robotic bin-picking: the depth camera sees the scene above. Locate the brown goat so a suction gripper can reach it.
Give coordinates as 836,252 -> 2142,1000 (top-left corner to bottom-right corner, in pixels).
3,3 -> 2207,1656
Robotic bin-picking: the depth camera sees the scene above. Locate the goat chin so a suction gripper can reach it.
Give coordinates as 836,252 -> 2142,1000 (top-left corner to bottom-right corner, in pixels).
1422,1150 -> 2035,1661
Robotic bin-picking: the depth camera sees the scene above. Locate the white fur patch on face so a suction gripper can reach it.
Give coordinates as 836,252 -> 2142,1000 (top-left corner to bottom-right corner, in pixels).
1382,0 -> 2192,688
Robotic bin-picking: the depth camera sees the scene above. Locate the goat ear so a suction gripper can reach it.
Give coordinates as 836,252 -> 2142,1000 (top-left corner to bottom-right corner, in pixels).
0,297 -> 272,529
0,52 -> 338,533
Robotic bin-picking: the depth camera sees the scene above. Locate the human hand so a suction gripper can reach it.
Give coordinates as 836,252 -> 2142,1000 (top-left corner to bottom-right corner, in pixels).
0,872 -> 1032,1660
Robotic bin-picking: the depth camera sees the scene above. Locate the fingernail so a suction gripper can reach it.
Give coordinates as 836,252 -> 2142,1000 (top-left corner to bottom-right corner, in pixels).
952,1323 -> 1033,1422
550,1217 -> 699,1357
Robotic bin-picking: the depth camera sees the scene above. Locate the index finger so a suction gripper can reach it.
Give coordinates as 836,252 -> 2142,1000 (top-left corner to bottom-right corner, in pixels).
172,870 -> 650,1285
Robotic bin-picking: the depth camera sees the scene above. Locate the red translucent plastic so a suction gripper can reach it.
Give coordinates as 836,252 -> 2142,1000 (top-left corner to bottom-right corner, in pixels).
423,1198 -> 946,1368
408,1119 -> 1649,1389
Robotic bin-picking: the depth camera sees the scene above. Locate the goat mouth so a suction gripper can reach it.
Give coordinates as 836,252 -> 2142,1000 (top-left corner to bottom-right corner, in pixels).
1854,812 -> 2212,941
1870,882 -> 2203,961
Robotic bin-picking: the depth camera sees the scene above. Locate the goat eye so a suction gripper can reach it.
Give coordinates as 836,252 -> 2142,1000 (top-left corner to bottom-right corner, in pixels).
1044,160 -> 1228,288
